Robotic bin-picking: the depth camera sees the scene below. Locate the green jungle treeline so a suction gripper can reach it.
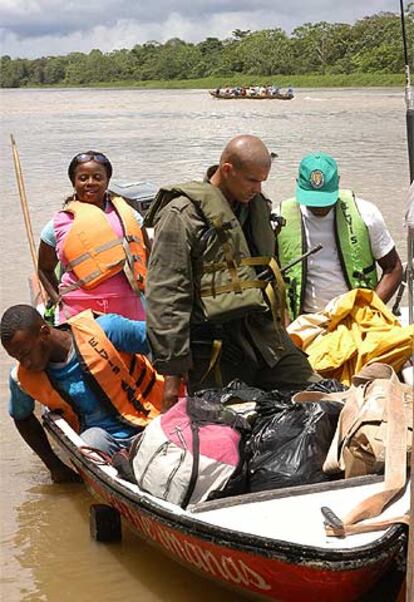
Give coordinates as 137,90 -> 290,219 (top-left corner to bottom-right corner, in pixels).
1,9 -> 413,89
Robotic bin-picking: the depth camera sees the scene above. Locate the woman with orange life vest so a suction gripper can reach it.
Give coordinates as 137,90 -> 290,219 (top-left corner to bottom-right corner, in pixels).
38,151 -> 147,323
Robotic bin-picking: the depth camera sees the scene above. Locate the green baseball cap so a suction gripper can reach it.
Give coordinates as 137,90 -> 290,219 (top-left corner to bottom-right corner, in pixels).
296,152 -> 339,207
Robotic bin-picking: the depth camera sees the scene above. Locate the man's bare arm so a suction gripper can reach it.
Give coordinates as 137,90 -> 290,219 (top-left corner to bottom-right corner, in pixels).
375,247 -> 403,303
14,414 -> 81,483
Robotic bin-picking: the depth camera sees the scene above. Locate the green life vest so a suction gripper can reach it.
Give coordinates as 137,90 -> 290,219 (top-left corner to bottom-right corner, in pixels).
277,190 -> 378,320
145,181 -> 285,323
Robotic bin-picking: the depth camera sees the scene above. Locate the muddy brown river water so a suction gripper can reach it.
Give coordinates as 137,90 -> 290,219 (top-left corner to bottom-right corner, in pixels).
0,87 -> 410,601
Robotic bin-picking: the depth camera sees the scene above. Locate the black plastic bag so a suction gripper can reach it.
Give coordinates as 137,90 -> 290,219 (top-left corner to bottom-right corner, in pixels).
194,378 -> 269,405
192,380 -> 259,500
247,380 -> 345,492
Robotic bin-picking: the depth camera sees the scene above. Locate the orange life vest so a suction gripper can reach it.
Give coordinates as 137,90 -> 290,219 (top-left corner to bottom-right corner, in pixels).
18,310 -> 163,433
61,196 -> 146,294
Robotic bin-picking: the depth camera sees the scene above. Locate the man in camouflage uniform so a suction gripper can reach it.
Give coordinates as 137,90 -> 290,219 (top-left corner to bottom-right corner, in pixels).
145,135 -> 320,410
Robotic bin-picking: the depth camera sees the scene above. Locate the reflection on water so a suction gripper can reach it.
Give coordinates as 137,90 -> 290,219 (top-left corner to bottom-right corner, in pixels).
12,483 -> 242,602
0,87 -> 409,601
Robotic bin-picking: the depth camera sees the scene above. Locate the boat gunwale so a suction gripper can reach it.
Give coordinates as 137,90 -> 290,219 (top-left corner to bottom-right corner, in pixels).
43,411 -> 407,569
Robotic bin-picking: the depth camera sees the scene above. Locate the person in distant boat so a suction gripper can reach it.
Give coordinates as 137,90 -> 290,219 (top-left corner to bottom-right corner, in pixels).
1,304 -> 164,483
144,135 -> 321,412
287,86 -> 294,97
276,152 -> 403,322
38,151 -> 147,323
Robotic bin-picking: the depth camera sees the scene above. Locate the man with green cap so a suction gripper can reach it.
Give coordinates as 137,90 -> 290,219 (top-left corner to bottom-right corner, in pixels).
277,152 -> 403,321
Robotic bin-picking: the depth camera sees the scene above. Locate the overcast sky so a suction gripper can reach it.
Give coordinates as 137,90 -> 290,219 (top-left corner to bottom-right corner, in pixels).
0,0 -> 402,59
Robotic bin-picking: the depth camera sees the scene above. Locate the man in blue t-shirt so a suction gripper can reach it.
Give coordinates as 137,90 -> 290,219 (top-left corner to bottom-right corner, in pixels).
1,304 -> 153,483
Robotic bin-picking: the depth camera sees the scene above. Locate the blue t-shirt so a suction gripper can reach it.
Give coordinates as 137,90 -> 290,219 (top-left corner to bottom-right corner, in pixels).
9,314 -> 149,438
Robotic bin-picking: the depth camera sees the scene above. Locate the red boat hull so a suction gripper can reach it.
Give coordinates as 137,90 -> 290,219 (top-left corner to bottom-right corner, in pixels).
44,415 -> 405,602
80,469 -> 402,602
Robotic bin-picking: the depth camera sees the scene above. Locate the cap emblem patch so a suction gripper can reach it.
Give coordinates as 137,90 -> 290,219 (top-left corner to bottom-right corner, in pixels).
310,169 -> 325,189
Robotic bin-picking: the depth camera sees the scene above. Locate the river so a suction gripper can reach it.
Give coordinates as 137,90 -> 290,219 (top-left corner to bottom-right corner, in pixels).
0,87 -> 409,601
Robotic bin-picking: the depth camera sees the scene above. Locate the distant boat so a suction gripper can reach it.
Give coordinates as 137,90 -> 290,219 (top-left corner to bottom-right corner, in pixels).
209,90 -> 294,100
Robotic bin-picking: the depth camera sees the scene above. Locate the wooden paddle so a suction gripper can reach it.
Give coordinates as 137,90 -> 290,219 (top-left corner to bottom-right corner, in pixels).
10,134 -> 46,305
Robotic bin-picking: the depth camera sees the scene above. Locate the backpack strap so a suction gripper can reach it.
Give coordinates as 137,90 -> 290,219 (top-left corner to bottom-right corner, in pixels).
181,421 -> 201,509
322,386 -> 364,474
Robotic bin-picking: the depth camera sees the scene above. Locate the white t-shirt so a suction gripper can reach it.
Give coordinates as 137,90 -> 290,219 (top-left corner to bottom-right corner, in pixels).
298,197 -> 395,313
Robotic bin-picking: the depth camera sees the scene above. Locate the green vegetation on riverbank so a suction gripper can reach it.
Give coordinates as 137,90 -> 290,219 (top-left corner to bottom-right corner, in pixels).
58,73 -> 404,90
1,9 -> 412,89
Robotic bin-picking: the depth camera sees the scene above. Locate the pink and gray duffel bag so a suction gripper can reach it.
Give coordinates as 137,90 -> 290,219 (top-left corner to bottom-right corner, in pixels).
130,395 -> 249,508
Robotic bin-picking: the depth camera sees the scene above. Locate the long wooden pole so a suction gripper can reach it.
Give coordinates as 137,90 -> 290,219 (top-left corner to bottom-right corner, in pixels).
399,2 -> 414,600
10,134 -> 46,305
408,445 -> 414,602
406,184 -> 414,602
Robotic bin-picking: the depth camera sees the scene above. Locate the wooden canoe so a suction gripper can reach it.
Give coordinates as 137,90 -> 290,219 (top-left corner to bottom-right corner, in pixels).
43,411 -> 409,602
209,91 -> 294,100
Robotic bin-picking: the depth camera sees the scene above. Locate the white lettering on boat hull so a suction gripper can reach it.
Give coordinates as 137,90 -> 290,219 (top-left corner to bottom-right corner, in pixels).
100,489 -> 271,592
